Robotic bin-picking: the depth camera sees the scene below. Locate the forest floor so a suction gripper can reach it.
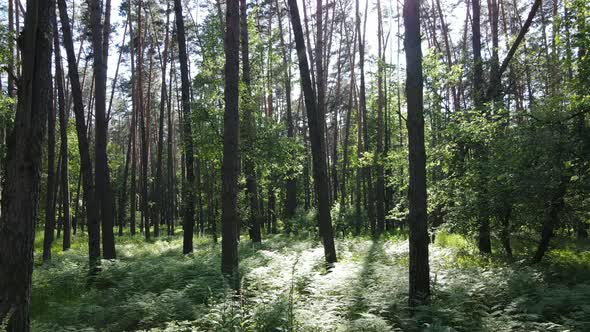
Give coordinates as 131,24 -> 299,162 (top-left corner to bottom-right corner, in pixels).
31,230 -> 590,331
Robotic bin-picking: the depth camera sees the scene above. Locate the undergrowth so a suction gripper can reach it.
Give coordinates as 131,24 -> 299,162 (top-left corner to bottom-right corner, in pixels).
31,231 -> 590,331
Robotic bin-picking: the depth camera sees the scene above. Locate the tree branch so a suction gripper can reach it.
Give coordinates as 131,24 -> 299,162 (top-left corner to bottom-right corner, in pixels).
496,0 -> 542,82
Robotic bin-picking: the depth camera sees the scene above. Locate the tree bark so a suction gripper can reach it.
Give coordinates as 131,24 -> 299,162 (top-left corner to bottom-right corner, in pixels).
136,0 -> 151,240
167,40 -> 176,236
375,0 -> 385,234
288,0 -> 337,264
53,13 -> 71,251
58,0 -> 101,267
155,3 -> 171,239
0,0 -> 51,328
222,0 -> 240,282
341,23 -> 357,210
276,0 -> 297,225
356,0 -> 375,236
118,118 -> 133,236
241,0 -> 262,243
174,0 -> 196,253
472,0 -> 492,255
43,15 -> 58,261
89,0 -> 116,259
404,0 -> 430,306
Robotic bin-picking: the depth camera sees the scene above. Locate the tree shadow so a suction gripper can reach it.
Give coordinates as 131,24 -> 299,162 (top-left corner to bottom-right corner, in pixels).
345,240 -> 385,320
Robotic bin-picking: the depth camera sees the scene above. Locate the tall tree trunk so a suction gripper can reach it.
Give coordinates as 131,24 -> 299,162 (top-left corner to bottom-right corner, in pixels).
472,0 -> 491,255
155,4 -> 170,239
174,0 -> 196,254
127,0 -> 137,236
54,14 -> 71,251
488,0 -> 501,103
167,41 -> 175,236
276,0 -> 297,226
341,23 -> 357,210
288,0 -> 337,264
221,0 -> 240,282
89,0 -> 116,259
118,121 -> 132,236
241,0 -> 262,243
43,16 -> 58,261
58,0 -> 101,267
0,0 -> 51,328
331,33 -> 343,206
404,0 -> 430,306
137,0 -> 151,240
375,0 -> 385,234
356,0 -> 375,235
301,0 -> 316,91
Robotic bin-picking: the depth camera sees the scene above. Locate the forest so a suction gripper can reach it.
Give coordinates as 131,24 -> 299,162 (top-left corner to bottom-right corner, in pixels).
0,0 -> 589,330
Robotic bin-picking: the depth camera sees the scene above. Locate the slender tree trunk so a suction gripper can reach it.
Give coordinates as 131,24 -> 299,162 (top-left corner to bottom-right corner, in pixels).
0,0 -> 51,328
89,0 -> 116,259
118,122 -> 132,236
54,14 -> 71,251
268,185 -> 277,233
341,24 -> 357,210
127,0 -> 137,236
167,40 -> 175,236
301,0 -> 316,91
43,17 -> 58,261
356,0 -> 375,235
137,0 -> 151,240
288,0 -> 337,264
241,0 -> 262,243
472,0 -> 491,255
58,0 -> 101,267
276,0 -> 297,226
501,204 -> 513,257
155,5 -> 170,238
404,0 -> 430,306
375,0 -> 385,234
488,0 -> 501,103
174,0 -> 196,253
221,0 -> 241,282
331,33 -> 343,206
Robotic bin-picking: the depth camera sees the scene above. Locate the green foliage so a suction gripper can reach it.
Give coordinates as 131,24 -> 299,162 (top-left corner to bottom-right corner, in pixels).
31,231 -> 590,331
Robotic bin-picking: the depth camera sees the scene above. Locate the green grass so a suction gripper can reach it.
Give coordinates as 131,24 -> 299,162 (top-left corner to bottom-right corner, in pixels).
31,230 -> 590,331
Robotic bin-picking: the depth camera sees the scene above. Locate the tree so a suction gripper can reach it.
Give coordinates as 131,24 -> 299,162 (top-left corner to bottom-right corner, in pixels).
221,0 -> 240,281
174,0 -> 196,254
42,14 -> 58,261
155,2 -> 171,238
137,0 -> 150,240
57,0 -> 101,267
0,0 -> 52,328
240,0 -> 262,243
471,0 -> 492,255
276,0 -> 297,225
88,0 -> 116,259
375,0 -> 386,234
54,12 -> 71,251
404,0 -> 430,306
356,0 -> 376,236
287,0 -> 337,264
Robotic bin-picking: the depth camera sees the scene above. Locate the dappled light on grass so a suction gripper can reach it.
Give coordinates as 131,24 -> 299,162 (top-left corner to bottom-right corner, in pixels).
31,232 -> 590,331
